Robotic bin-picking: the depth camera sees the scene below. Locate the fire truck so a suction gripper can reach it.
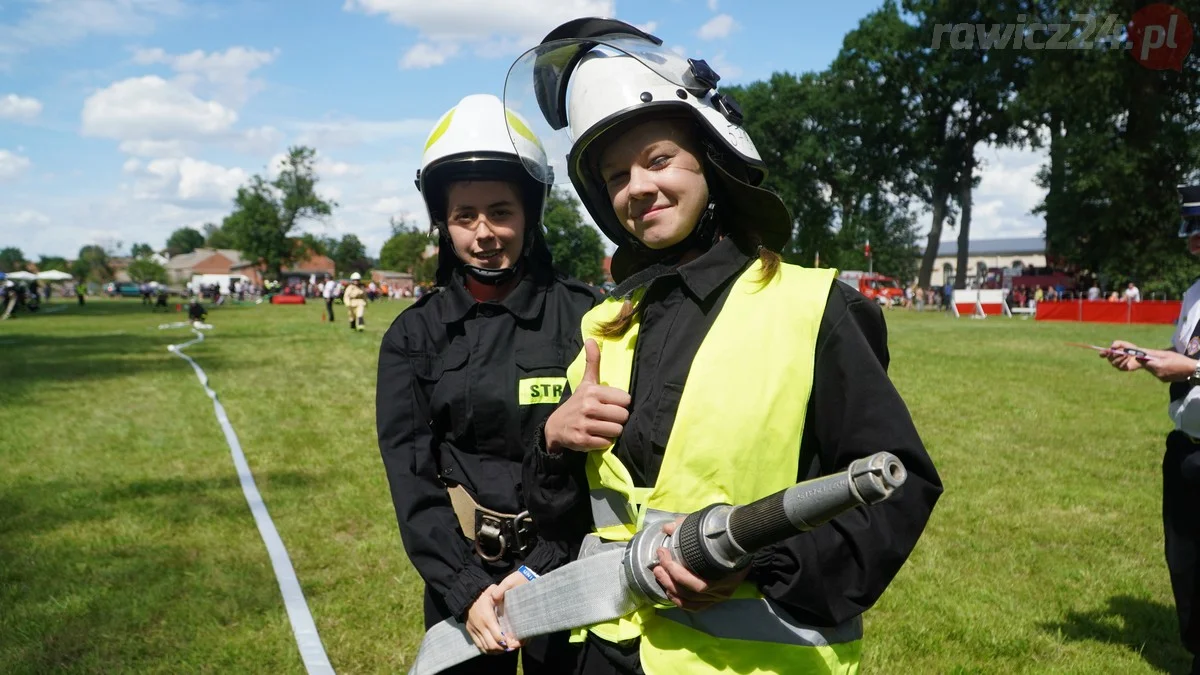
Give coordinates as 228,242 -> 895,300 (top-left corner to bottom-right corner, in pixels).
837,271 -> 906,305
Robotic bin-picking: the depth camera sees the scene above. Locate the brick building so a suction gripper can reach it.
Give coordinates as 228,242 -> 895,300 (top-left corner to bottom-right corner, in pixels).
231,251 -> 336,286
164,249 -> 250,284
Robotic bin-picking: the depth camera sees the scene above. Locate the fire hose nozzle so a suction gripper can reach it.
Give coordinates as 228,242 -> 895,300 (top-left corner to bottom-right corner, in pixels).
624,452 -> 907,606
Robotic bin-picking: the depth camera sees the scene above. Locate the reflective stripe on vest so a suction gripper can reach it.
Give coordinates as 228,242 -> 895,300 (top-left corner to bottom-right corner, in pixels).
565,260 -> 860,674
657,603 -> 863,647
590,487 -> 636,528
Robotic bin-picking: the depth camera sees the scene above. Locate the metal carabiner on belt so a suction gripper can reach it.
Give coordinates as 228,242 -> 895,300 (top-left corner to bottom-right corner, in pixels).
474,514 -> 508,562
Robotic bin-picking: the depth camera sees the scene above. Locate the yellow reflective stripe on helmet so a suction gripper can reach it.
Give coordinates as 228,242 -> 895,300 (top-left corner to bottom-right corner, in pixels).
506,110 -> 544,151
424,108 -> 456,152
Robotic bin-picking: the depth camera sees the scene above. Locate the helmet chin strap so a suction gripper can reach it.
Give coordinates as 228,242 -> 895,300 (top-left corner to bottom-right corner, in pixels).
462,259 -> 523,285
610,199 -> 718,299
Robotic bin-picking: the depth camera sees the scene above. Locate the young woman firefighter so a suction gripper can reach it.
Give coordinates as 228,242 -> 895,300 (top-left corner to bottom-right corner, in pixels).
375,93 -> 600,674
500,19 -> 944,675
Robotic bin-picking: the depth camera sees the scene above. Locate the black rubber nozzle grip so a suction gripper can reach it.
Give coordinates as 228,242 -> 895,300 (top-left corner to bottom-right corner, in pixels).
727,489 -> 792,553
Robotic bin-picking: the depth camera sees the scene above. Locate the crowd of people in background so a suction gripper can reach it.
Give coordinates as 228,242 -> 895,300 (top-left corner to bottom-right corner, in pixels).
895,279 -> 1151,313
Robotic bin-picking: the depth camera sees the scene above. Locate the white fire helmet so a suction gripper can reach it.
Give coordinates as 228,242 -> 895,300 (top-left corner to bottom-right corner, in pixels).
416,94 -> 555,284
504,18 -> 792,263
417,94 -> 550,229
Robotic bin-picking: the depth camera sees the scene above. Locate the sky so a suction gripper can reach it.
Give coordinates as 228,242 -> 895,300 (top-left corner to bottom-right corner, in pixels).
0,0 -> 1048,260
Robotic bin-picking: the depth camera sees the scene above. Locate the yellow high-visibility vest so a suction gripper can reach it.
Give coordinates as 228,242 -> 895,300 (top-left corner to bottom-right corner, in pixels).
565,259 -> 861,674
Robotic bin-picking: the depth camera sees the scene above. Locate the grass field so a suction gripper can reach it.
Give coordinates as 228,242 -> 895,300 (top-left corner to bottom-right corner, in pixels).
0,296 -> 1192,674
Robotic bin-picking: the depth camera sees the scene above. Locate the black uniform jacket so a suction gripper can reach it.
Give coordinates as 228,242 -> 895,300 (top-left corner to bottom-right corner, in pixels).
377,267 -> 600,620
524,237 -> 943,632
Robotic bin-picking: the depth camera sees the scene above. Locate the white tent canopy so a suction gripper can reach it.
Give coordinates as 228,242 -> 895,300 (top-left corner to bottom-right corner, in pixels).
6,271 -> 37,280
37,270 -> 73,281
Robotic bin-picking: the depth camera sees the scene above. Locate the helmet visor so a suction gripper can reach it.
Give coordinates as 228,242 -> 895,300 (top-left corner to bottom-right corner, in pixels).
1180,217 -> 1200,238
503,35 -> 707,185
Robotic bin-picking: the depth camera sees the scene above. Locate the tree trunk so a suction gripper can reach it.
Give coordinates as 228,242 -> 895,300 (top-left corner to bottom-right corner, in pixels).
1045,110 -> 1064,263
954,146 -> 978,290
917,186 -> 950,288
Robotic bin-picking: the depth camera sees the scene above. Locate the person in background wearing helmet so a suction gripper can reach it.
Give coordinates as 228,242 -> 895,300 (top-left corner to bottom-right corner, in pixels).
1103,184 -> 1200,674
344,272 -> 367,331
376,94 -> 600,674
502,20 -> 942,675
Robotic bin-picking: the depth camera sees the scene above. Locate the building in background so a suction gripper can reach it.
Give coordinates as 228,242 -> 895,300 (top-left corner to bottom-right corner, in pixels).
231,250 -> 335,287
919,237 -> 1046,288
164,249 -> 250,284
371,270 -> 414,295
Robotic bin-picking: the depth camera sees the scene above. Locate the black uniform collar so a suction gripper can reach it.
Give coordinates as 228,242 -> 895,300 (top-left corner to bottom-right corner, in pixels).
439,267 -> 547,323
673,236 -> 753,303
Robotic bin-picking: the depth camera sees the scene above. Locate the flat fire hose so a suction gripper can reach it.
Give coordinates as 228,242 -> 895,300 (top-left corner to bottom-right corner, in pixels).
406,452 -> 907,675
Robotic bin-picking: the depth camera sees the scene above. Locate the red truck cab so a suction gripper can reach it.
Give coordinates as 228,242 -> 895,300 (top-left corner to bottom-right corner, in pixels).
837,271 -> 905,305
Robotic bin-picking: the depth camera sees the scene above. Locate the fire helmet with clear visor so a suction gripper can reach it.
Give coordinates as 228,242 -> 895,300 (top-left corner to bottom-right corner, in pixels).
1179,184 -> 1200,238
503,18 -> 793,282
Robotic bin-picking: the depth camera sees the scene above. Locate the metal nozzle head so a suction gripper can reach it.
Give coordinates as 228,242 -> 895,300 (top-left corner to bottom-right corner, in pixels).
848,452 -> 907,504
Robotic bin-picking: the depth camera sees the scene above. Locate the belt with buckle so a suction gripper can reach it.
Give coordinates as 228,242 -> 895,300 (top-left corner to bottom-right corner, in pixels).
447,483 -> 536,562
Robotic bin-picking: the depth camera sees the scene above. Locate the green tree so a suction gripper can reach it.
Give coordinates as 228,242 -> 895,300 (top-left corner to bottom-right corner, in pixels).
542,188 -> 605,284
299,232 -> 337,258
332,234 -> 371,276
417,254 -> 439,284
1014,0 -> 1200,296
127,258 -> 167,283
222,146 -> 337,280
130,242 -> 154,258
37,255 -> 68,273
166,227 -> 205,256
0,247 -> 26,272
379,216 -> 434,274
72,245 -> 113,283
904,0 -> 1031,289
203,222 -> 236,250
723,3 -> 925,281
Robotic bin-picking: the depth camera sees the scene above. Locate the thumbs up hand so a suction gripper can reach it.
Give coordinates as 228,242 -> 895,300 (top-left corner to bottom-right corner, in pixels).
544,339 -> 631,453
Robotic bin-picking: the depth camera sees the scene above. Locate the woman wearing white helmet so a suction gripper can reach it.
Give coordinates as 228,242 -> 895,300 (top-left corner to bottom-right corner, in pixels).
376,94 -> 599,674
509,20 -> 943,675
343,272 -> 366,331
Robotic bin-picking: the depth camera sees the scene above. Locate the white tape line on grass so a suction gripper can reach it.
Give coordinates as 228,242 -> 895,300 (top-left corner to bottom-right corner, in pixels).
163,325 -> 334,675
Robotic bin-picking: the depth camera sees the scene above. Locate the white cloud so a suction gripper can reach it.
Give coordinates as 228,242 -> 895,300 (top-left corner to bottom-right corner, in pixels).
0,94 -> 43,121
916,145 -> 1048,242
710,52 -> 742,81
131,46 -> 278,107
0,150 -> 32,181
635,21 -> 658,34
82,76 -> 239,140
1,209 -> 51,226
343,0 -> 614,67
292,118 -> 435,149
0,0 -> 185,58
401,42 -> 460,69
371,196 -> 407,214
119,139 -> 192,158
231,126 -> 285,155
4,195 -> 231,258
318,159 -> 364,178
126,157 -> 249,205
697,14 -> 736,40
707,0 -> 718,10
